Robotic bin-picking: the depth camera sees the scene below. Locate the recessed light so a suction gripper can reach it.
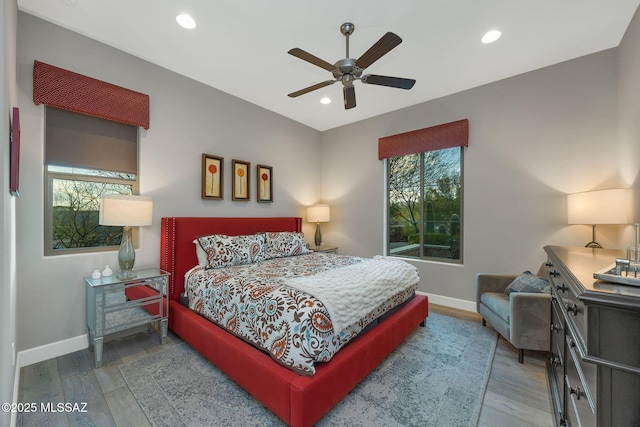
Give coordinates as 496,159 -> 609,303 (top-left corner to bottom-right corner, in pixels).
481,30 -> 501,44
176,14 -> 196,30
320,97 -> 331,105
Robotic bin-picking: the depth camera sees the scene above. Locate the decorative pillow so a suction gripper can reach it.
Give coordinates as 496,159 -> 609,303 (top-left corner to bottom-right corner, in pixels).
196,233 -> 266,269
504,271 -> 550,295
193,239 -> 209,267
264,231 -> 312,259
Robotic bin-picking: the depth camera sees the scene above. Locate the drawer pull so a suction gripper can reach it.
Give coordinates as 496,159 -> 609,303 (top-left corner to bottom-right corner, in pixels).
551,323 -> 562,333
569,385 -> 584,400
550,271 -> 560,277
545,262 -> 554,268
557,284 -> 568,293
566,303 -> 579,316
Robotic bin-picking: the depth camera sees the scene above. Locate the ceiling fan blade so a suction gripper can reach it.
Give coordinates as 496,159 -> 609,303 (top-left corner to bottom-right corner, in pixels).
288,80 -> 336,98
356,32 -> 402,70
362,74 -> 416,90
288,48 -> 336,72
343,86 -> 356,109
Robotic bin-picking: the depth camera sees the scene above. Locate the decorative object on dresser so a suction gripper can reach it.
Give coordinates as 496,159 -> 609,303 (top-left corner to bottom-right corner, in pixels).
567,189 -> 627,248
545,245 -> 640,427
201,153 -> 224,200
85,267 -> 169,368
307,204 -> 330,246
99,194 -> 153,279
126,216 -> 428,427
232,159 -> 250,201
476,265 -> 551,363
256,164 -> 273,202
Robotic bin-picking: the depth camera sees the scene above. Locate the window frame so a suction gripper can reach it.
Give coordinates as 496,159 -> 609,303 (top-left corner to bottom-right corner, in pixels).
385,146 -> 464,264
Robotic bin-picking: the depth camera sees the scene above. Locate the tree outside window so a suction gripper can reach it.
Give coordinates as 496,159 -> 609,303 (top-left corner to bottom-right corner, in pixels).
45,167 -> 137,255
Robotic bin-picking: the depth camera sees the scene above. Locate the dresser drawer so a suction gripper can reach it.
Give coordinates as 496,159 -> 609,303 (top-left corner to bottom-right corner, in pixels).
565,337 -> 596,427
548,265 -> 589,354
550,295 -> 565,365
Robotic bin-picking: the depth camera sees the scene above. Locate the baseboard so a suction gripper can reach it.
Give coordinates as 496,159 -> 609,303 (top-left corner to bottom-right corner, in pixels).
18,334 -> 87,368
416,291 -> 476,313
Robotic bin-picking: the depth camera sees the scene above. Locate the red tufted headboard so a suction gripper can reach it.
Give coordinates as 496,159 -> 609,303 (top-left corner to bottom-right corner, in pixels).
160,217 -> 302,302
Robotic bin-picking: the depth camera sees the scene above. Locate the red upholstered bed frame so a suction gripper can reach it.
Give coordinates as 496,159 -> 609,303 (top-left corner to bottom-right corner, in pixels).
157,217 -> 428,427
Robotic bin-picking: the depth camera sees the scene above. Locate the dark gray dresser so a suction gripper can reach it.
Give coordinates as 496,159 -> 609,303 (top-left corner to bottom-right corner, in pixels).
544,246 -> 640,427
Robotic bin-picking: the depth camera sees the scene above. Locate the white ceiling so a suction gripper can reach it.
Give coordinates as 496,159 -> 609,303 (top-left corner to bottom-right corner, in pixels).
18,0 -> 640,131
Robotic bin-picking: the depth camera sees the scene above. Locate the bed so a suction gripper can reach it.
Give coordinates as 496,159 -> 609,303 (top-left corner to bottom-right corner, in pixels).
134,216 -> 428,427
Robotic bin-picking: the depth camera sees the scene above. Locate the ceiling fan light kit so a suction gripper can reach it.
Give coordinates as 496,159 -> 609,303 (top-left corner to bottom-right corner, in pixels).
288,22 -> 416,110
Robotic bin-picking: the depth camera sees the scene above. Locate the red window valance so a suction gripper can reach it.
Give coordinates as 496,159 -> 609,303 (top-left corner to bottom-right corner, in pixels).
33,60 -> 150,129
378,119 -> 468,160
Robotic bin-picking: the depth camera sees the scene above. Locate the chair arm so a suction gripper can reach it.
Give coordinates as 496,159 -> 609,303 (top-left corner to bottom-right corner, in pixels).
509,293 -> 551,350
476,274 -> 517,313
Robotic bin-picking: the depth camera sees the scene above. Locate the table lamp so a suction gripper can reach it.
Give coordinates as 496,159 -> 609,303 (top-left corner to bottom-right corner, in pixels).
567,189 -> 626,248
307,204 -> 330,247
99,194 -> 153,278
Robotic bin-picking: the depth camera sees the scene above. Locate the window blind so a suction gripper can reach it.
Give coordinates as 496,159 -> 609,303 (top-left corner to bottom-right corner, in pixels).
45,107 -> 138,175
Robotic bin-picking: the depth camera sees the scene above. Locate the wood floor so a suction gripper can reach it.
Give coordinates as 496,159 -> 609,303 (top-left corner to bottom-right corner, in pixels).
16,304 -> 554,427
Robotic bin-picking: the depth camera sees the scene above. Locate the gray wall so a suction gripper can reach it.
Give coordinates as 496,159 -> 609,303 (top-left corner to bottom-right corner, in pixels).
15,13 -> 321,352
1,1 -> 18,425
320,47 -> 629,303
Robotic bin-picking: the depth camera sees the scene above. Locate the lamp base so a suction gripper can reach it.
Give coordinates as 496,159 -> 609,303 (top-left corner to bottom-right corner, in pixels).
314,222 -> 322,246
585,224 -> 603,249
118,226 -> 137,280
116,270 -> 137,280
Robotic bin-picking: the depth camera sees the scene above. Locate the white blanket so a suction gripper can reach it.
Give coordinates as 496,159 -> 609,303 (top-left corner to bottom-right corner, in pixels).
283,256 -> 419,334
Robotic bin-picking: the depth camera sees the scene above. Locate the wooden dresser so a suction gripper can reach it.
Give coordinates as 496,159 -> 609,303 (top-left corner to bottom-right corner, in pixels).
544,246 -> 640,427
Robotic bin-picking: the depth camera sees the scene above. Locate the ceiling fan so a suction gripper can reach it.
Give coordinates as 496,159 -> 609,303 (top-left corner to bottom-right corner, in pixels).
287,22 -> 416,110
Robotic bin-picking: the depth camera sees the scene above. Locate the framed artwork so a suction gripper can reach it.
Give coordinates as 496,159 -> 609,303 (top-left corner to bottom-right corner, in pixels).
10,107 -> 20,196
202,154 -> 224,200
232,159 -> 250,201
257,164 -> 273,203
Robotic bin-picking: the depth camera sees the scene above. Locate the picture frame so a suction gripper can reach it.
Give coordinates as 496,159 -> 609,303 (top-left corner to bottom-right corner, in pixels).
232,159 -> 250,201
10,107 -> 20,196
202,153 -> 224,200
257,164 -> 273,203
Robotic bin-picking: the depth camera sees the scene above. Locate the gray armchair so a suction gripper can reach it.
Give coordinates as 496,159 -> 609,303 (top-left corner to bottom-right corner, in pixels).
476,264 -> 550,363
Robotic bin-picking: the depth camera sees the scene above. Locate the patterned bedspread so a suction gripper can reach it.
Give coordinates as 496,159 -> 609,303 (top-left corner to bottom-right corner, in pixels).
185,252 -> 418,376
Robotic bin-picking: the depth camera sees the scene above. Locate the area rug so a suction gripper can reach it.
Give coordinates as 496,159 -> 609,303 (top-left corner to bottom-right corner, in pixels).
119,312 -> 498,427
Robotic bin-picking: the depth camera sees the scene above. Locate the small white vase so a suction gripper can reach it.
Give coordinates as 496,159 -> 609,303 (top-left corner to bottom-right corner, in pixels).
102,265 -> 113,277
91,270 -> 101,279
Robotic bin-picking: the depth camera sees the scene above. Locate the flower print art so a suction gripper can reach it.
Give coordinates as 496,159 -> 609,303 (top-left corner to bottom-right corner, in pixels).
232,159 -> 250,201
257,164 -> 273,203
202,154 -> 224,200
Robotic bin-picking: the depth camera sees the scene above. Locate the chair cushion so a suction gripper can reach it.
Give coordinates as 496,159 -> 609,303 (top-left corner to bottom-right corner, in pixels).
480,292 -> 510,322
504,271 -> 550,295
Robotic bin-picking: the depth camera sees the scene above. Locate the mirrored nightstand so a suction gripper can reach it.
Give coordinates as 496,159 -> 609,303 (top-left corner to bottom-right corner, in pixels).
85,267 -> 169,367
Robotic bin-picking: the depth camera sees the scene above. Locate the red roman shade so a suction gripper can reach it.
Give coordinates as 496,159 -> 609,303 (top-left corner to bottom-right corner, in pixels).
378,119 -> 468,160
33,60 -> 150,129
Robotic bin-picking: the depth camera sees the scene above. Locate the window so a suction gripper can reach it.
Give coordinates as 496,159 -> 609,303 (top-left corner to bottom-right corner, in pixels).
44,107 -> 139,255
387,147 -> 463,263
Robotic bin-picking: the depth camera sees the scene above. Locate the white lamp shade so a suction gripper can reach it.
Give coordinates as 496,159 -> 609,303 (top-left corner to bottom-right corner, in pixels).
99,194 -> 153,227
567,189 -> 627,225
307,204 -> 330,223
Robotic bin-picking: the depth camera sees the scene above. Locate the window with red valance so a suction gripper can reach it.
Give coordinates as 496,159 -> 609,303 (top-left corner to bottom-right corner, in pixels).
382,119 -> 468,263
